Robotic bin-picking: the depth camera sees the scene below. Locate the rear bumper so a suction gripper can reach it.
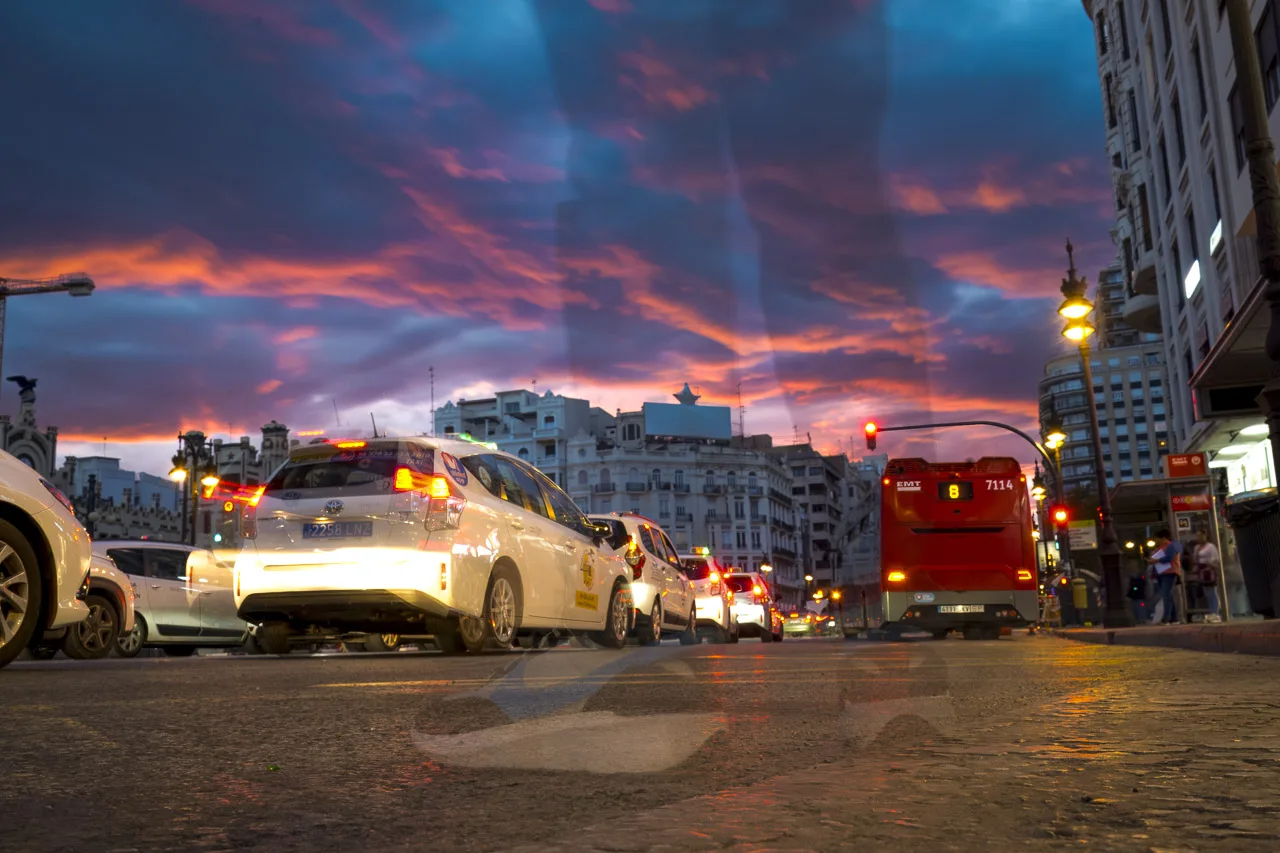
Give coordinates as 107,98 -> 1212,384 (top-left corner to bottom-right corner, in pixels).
237,589 -> 456,633
884,589 -> 1038,629
694,595 -> 729,627
731,603 -> 769,631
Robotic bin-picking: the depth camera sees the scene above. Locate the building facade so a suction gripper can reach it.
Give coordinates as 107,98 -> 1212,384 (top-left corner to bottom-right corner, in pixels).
1084,0 -> 1275,495
0,379 -> 58,477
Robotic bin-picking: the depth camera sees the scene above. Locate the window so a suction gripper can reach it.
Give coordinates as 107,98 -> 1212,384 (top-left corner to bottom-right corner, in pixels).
1127,89 -> 1141,151
577,470 -> 588,486
650,468 -> 661,485
751,530 -> 761,549
1138,184 -> 1154,251
1192,40 -> 1208,120
736,530 -> 746,549
1105,74 -> 1117,127
1096,12 -> 1110,55
1230,85 -> 1247,172
493,457 -> 550,518
1158,134 -> 1171,198
1108,357 -> 1121,368
1260,3 -> 1280,109
734,500 -> 745,519
1186,208 -> 1200,263
1171,240 -> 1183,306
623,423 -> 640,441
517,447 -> 529,460
674,469 -> 684,486
1157,0 -> 1172,56
148,549 -> 190,582
1117,1 -> 1130,59
1171,95 -> 1185,165
536,470 -> 593,537
106,548 -> 145,577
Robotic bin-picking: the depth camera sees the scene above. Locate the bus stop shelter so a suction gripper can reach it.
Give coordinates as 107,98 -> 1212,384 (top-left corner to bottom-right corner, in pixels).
1109,475 -> 1231,622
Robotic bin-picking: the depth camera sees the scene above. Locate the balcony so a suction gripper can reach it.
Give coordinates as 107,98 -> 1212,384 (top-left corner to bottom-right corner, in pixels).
747,485 -> 763,496
674,483 -> 691,493
655,481 -> 673,491
751,514 -> 768,524
624,481 -> 648,492
1121,290 -> 1162,334
1131,245 -> 1158,296
705,511 -> 719,521
593,483 -> 615,494
675,511 -> 693,523
773,546 -> 797,559
768,488 -> 792,505
703,484 -> 724,495
533,427 -> 559,438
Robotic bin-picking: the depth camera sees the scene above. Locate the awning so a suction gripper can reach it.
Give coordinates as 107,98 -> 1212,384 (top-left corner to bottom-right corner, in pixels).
1109,476 -> 1213,523
1188,272 -> 1271,427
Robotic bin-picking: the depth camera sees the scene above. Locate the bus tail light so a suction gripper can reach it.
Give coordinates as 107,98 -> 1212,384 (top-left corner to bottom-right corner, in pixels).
886,570 -> 906,583
1016,569 -> 1033,582
240,486 -> 266,540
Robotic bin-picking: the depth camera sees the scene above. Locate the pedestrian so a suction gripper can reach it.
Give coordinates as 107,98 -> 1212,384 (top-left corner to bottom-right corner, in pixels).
1147,528 -> 1182,624
1193,530 -> 1222,623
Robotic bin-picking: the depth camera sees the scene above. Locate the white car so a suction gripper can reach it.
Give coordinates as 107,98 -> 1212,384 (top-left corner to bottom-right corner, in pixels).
233,437 -> 634,654
94,540 -> 248,658
31,552 -> 137,661
678,550 -> 739,644
590,513 -> 698,646
0,449 -> 93,669
724,571 -> 784,642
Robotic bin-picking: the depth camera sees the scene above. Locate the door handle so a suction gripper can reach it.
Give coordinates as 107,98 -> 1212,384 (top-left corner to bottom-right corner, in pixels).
150,584 -> 161,589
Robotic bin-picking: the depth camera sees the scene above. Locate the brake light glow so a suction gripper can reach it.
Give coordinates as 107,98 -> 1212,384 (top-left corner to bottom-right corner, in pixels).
335,440 -> 366,449
441,562 -> 448,592
241,486 -> 267,540
1016,569 -> 1034,582
392,468 -> 467,531
624,536 -> 645,580
39,478 -> 75,514
887,570 -> 906,583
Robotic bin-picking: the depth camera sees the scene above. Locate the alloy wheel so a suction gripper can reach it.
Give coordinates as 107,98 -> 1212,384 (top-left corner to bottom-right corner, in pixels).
0,543 -> 31,649
77,601 -> 116,653
489,577 -> 517,646
118,621 -> 144,656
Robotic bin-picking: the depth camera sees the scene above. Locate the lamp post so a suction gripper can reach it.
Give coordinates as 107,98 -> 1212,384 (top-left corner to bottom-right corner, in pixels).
1224,0 -> 1280,478
1059,241 -> 1131,628
168,430 -> 218,547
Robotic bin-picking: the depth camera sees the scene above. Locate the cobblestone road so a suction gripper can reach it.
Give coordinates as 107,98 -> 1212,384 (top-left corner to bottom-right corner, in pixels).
5,634 -> 1278,851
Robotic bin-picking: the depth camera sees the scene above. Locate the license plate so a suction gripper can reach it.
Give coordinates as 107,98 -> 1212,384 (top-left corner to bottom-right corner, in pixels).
939,604 -> 984,614
302,521 -> 374,540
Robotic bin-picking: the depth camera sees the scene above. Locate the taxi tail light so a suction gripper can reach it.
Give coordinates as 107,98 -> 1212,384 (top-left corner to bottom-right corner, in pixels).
240,486 -> 266,540
752,584 -> 766,603
395,467 -> 466,531
624,538 -> 645,580
709,570 -> 721,596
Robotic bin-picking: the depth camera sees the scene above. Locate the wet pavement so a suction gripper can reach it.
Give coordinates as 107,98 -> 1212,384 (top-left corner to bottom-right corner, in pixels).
4,633 -> 1279,851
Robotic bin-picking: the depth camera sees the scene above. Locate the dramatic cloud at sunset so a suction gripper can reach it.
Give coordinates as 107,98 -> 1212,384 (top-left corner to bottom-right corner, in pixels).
0,0 -> 1112,476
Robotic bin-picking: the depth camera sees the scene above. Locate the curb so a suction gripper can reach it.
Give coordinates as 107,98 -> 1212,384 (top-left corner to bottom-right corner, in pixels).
1053,624 -> 1280,658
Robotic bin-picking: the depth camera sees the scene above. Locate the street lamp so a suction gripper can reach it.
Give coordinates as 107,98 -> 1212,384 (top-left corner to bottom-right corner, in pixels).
1058,240 -> 1130,628
1031,465 -> 1047,501
0,272 -> 95,402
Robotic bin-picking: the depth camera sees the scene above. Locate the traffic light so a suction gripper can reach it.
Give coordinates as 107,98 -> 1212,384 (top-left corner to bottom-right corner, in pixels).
864,421 -> 878,451
1050,505 -> 1070,528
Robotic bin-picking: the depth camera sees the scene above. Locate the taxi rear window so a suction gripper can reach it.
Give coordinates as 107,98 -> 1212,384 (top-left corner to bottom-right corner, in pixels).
264,442 -> 432,498
683,558 -> 712,580
725,576 -> 757,593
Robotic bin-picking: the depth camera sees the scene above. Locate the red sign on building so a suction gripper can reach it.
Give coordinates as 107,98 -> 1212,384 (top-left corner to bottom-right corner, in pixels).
1171,493 -> 1212,511
1166,453 -> 1208,478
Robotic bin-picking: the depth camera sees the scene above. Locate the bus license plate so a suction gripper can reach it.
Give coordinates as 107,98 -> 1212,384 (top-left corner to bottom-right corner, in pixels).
939,604 -> 984,614
302,522 -> 374,539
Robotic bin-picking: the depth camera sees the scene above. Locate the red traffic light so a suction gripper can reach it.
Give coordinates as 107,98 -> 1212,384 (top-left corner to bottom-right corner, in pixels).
864,422 -> 878,451
1050,505 -> 1070,526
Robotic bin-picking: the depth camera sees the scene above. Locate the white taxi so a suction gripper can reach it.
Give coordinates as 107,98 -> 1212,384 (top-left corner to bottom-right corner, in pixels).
724,571 -> 784,642
234,437 -> 633,654
589,513 -> 698,646
0,449 -> 93,669
678,549 -> 739,644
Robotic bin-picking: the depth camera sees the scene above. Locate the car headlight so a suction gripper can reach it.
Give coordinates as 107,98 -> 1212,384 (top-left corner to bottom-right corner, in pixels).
39,478 -> 76,514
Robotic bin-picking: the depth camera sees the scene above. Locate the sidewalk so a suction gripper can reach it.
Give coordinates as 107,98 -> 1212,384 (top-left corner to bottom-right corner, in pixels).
1055,618 -> 1280,657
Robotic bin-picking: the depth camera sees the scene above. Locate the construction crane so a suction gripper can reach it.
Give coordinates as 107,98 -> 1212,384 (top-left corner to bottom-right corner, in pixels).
0,273 -> 95,403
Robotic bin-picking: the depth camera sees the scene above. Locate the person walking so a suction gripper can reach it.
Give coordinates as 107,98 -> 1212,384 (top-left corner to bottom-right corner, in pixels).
1193,530 -> 1222,623
1148,528 -> 1183,625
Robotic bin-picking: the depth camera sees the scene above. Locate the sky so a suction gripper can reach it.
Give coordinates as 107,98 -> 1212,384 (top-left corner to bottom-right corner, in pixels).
0,0 -> 1113,479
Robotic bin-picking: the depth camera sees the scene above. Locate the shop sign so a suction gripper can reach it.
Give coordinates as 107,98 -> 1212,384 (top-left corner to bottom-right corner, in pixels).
1166,453 -> 1207,478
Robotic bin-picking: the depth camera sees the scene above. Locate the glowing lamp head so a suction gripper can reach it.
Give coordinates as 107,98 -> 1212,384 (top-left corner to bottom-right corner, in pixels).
1058,295 -> 1093,320
1063,319 -> 1095,342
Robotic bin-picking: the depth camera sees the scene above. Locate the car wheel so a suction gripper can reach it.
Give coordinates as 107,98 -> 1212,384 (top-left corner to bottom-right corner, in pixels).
591,583 -> 631,650
759,625 -> 773,643
679,607 -> 700,646
117,614 -> 147,657
162,645 -> 197,657
364,633 -> 401,653
638,599 -> 662,646
0,519 -> 43,670
255,622 -> 293,655
459,565 -> 521,654
728,623 -> 740,644
62,593 -> 118,660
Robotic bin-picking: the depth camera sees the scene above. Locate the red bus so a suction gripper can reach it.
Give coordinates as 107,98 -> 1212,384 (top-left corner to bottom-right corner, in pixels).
851,457 -> 1037,640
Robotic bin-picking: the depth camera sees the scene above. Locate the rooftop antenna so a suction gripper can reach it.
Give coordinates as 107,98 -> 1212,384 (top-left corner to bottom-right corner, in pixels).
793,424 -> 800,445
429,366 -> 435,436
102,436 -> 107,455
370,412 -> 379,438
736,381 -> 745,438
332,399 -> 341,428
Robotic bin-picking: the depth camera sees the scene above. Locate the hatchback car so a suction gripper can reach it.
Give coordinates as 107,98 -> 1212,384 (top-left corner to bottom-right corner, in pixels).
590,513 -> 698,646
95,540 -> 248,657
0,449 -> 93,669
234,437 -> 633,654
678,550 -> 739,644
724,571 -> 784,642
